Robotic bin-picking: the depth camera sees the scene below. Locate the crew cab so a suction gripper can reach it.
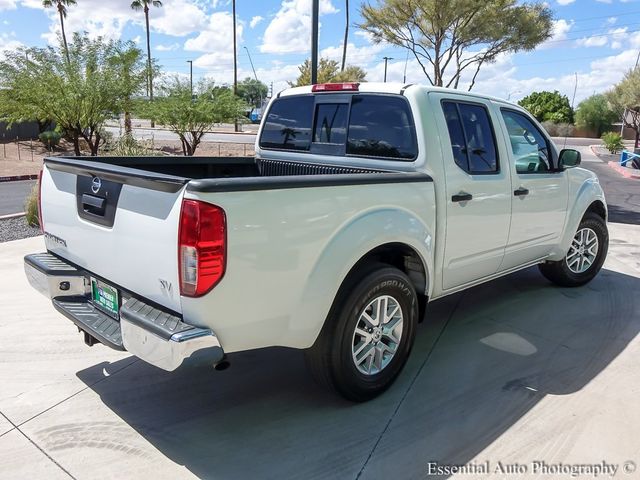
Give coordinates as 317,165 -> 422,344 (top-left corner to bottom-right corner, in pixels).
25,83 -> 608,401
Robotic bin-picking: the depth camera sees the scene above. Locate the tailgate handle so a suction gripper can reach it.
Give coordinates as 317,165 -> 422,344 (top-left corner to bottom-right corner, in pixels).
81,194 -> 106,215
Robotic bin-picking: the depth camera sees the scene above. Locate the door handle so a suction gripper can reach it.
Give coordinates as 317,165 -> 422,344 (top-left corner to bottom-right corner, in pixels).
452,192 -> 473,202
514,187 -> 529,197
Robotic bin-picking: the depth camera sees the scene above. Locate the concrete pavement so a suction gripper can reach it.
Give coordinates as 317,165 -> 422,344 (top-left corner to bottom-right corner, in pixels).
104,126 -> 257,145
1,222 -> 639,479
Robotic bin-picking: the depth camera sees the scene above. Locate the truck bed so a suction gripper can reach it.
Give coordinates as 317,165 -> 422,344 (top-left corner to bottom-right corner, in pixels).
44,155 -> 430,193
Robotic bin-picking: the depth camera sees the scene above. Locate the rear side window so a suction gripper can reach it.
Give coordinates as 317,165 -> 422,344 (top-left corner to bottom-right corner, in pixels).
259,96 -> 314,151
442,101 -> 498,174
347,95 -> 417,159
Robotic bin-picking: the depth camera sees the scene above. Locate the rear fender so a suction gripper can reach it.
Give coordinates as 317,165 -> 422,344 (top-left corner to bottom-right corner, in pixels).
284,208 -> 434,348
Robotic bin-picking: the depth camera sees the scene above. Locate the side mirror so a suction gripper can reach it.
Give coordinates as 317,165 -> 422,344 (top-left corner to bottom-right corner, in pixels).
559,149 -> 581,169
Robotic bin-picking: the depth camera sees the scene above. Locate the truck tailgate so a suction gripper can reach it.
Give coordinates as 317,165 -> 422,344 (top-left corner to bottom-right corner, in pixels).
40,158 -> 188,313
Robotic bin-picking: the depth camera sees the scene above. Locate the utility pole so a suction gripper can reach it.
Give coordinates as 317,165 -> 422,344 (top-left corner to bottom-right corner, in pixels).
383,56 -> 393,82
311,0 -> 319,84
187,60 -> 193,99
232,0 -> 239,131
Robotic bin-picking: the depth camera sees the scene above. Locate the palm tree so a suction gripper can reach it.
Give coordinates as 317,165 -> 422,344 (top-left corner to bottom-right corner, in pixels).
131,0 -> 162,108
42,0 -> 76,63
341,0 -> 349,71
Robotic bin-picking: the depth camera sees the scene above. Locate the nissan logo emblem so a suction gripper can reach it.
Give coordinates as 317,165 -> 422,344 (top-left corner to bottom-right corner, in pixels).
91,176 -> 102,194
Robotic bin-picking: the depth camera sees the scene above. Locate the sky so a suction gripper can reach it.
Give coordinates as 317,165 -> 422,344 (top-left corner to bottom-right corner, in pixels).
0,0 -> 639,104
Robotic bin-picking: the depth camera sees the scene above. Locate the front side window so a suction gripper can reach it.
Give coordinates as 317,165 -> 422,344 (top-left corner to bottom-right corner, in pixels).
259,96 -> 314,151
442,101 -> 499,174
501,110 -> 551,174
347,95 -> 417,160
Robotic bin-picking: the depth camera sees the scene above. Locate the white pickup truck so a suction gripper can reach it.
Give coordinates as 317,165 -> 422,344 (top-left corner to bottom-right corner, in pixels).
25,83 -> 608,401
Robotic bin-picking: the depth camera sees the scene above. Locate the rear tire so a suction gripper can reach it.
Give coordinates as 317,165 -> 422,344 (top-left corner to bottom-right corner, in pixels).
539,212 -> 608,287
305,263 -> 418,402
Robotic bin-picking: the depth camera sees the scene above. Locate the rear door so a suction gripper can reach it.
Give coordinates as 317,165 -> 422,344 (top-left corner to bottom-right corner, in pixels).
431,94 -> 513,290
497,108 -> 569,270
40,158 -> 187,312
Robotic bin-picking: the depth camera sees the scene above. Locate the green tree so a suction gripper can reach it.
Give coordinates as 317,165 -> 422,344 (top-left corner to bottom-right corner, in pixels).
137,79 -> 246,156
108,43 -> 149,134
131,0 -> 162,106
0,34 -> 147,156
608,67 -> 640,148
289,58 -> 367,87
42,0 -> 76,63
518,91 -> 574,124
358,0 -> 553,90
237,77 -> 268,109
575,94 -> 618,137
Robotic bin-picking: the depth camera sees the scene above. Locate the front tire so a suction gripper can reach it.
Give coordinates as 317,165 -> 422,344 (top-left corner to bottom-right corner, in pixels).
305,264 -> 418,402
539,212 -> 608,287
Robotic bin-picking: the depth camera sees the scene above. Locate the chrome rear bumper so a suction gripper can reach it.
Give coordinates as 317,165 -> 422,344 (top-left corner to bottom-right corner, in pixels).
24,252 -> 224,371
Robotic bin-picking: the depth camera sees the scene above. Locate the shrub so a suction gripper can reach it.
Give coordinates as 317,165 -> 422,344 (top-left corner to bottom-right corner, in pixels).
24,183 -> 39,227
541,121 -> 575,137
38,130 -> 61,149
601,132 -> 624,154
102,133 -> 162,156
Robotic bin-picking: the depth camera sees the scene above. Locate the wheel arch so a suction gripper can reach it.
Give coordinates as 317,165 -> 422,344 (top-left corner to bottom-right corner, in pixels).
285,208 -> 435,349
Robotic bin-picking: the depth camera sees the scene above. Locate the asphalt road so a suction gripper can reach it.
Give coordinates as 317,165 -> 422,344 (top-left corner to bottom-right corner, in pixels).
0,180 -> 36,216
105,126 -> 257,144
566,143 -> 640,225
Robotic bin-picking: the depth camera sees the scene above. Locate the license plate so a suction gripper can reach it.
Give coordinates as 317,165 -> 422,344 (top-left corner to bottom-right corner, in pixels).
90,277 -> 119,318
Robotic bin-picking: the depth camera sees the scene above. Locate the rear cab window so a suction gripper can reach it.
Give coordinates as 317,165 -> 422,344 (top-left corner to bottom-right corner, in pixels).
259,93 -> 418,161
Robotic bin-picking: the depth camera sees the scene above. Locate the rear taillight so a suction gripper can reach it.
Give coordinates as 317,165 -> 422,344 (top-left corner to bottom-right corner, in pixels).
37,169 -> 44,233
178,199 -> 226,297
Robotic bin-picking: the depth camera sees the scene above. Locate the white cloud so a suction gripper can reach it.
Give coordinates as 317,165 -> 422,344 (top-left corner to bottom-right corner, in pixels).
260,0 -> 338,54
539,19 -> 573,49
132,35 -> 141,45
0,0 -> 16,11
606,17 -> 617,25
320,42 -> 387,68
250,16 -> 263,28
556,0 -> 575,5
156,43 -> 180,51
184,11 -> 242,60
0,32 -> 22,60
576,35 -> 608,48
152,0 -> 208,37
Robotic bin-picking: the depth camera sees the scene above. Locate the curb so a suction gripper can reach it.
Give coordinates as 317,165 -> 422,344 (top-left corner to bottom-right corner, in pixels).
0,212 -> 26,220
0,174 -> 38,183
607,161 -> 640,179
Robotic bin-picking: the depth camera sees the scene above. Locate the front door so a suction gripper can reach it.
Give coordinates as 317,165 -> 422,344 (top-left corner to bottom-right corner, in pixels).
435,96 -> 513,290
497,108 -> 569,270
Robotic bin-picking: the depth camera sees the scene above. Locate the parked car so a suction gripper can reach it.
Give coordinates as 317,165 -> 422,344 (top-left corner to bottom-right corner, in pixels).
25,82 -> 608,401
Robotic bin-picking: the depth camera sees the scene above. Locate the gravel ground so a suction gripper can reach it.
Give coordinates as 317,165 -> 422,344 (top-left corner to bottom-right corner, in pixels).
0,216 -> 42,243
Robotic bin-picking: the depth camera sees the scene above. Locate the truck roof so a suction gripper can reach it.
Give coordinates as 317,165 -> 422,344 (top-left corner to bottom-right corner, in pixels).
278,82 -> 518,108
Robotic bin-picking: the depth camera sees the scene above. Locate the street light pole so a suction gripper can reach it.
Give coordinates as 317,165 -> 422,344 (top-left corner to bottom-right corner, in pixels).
244,46 -> 263,116
244,46 -> 258,82
311,0 -> 319,84
383,56 -> 393,82
187,60 -> 193,98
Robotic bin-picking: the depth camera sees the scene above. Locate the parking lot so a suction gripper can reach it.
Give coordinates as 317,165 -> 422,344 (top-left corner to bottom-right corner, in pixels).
1,217 -> 639,479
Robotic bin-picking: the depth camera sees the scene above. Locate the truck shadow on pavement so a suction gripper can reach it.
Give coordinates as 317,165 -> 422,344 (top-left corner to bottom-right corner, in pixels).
75,266 -> 640,480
